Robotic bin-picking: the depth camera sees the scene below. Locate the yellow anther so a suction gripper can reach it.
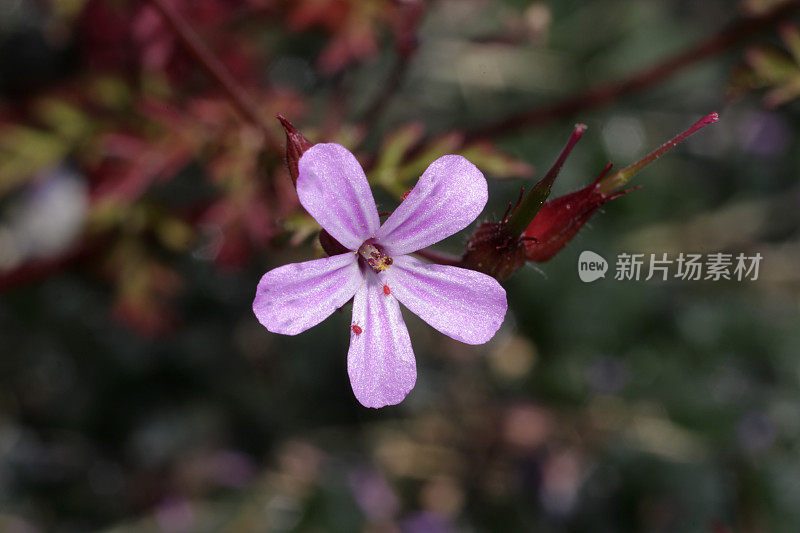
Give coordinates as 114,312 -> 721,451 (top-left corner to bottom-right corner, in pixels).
358,242 -> 393,272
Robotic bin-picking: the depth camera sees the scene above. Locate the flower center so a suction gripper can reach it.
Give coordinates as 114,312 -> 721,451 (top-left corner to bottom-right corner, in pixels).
358,241 -> 393,272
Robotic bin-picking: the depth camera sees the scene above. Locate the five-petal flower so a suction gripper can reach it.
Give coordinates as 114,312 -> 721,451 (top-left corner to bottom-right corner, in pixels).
253,143 -> 507,408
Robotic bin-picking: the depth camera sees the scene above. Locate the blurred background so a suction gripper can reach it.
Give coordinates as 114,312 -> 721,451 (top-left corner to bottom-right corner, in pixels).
1,0 -> 800,531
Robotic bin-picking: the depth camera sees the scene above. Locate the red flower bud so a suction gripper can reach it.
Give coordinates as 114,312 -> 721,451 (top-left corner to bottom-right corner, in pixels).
277,115 -> 350,257
276,114 -> 313,184
462,124 -> 587,281
524,112 -> 719,262
523,163 -> 639,262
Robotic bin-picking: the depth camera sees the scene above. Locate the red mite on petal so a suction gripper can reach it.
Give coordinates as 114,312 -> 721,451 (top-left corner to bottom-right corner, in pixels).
383,284 -> 391,295
351,324 -> 362,335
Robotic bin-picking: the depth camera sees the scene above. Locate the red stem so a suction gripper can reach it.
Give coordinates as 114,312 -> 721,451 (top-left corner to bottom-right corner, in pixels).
461,0 -> 800,142
145,0 -> 280,150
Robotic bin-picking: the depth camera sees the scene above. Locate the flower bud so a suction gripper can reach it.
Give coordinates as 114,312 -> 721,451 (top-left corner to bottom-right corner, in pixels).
276,114 -> 313,184
523,165 -> 637,262
523,112 -> 718,262
462,124 -> 586,281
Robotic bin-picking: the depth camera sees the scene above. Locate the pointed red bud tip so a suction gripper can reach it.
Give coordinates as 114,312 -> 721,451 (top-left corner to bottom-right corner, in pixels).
504,123 -> 587,236
277,114 -> 313,185
541,123 -> 587,191
600,112 -> 719,193
523,164 -> 640,263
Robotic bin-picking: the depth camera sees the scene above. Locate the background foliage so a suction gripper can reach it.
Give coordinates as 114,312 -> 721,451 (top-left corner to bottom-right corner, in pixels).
1,0 -> 799,531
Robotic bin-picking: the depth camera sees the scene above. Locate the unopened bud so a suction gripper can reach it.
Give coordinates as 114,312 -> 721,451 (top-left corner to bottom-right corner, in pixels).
523,164 -> 638,262
276,114 -> 313,184
524,112 -> 719,262
461,123 -> 587,281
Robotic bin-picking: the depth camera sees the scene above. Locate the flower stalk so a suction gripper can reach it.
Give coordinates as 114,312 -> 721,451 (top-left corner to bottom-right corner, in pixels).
460,1 -> 800,143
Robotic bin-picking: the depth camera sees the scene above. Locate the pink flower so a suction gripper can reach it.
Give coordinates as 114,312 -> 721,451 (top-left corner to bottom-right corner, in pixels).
253,143 -> 507,408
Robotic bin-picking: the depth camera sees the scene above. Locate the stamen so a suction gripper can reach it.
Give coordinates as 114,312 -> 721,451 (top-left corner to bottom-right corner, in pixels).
358,242 -> 394,272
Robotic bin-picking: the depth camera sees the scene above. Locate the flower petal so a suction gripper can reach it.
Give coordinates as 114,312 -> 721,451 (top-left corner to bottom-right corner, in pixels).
253,253 -> 361,335
297,143 -> 380,250
387,255 -> 506,345
375,155 -> 487,255
348,273 -> 416,408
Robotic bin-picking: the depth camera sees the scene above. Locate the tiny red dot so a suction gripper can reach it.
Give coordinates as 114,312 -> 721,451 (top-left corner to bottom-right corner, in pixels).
383,285 -> 391,295
351,324 -> 362,335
